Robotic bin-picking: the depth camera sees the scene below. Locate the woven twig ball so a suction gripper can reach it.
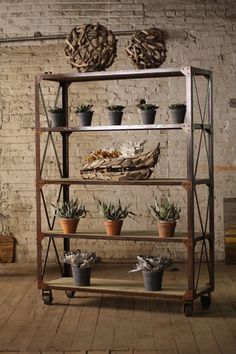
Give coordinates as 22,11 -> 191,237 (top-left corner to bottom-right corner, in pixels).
64,23 -> 117,72
126,28 -> 167,69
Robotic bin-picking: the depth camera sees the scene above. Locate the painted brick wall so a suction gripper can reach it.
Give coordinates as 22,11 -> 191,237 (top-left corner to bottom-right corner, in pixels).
0,0 -> 235,262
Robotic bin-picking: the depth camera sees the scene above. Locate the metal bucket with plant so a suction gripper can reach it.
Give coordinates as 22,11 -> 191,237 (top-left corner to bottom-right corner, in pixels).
75,104 -> 94,126
137,99 -> 159,124
106,105 -> 125,125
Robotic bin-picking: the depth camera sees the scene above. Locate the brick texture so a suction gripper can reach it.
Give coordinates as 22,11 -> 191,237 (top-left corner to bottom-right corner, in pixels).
0,0 -> 235,262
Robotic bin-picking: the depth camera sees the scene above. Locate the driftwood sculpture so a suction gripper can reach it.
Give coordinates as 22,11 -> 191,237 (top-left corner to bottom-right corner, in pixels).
64,23 -> 117,72
126,28 -> 167,69
80,144 -> 160,180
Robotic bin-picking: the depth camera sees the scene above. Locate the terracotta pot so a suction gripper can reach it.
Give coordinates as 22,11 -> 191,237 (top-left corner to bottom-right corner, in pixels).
59,218 -> 79,234
104,220 -> 123,236
157,221 -> 176,238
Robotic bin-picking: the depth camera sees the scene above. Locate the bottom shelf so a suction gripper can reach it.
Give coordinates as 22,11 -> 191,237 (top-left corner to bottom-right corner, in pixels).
45,277 -> 186,299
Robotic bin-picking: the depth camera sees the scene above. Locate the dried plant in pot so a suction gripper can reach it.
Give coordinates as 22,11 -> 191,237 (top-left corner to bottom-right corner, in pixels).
149,198 -> 181,238
48,107 -> 65,127
137,99 -> 159,124
106,105 -> 125,125
64,250 -> 97,286
129,255 -> 173,291
97,199 -> 136,236
75,104 -> 94,126
51,198 -> 87,234
168,103 -> 186,124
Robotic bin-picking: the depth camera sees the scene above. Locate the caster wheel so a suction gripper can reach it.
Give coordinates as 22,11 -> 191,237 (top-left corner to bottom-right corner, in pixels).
42,290 -> 53,305
65,290 -> 75,298
43,294 -> 53,305
184,302 -> 193,317
201,294 -> 211,309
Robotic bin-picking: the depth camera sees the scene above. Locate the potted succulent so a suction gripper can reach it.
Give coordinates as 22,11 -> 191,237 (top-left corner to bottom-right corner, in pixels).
137,99 -> 159,124
168,103 -> 186,124
48,107 -> 65,127
106,105 -> 125,125
149,198 -> 181,238
75,104 -> 94,126
129,255 -> 173,291
51,198 -> 87,234
63,250 -> 97,286
97,199 -> 136,236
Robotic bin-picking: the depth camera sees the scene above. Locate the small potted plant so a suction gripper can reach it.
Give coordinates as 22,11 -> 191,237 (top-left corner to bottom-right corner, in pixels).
129,255 -> 173,291
75,104 -> 94,126
168,103 -> 186,124
137,99 -> 159,124
106,105 -> 125,125
149,198 -> 181,238
64,250 -> 97,286
51,198 -> 87,234
48,107 -> 65,127
97,199 -> 136,236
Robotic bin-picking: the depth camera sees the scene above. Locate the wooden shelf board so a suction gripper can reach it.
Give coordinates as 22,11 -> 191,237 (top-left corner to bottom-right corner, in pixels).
41,67 -> 211,83
42,231 -> 187,242
40,123 -> 210,133
45,277 -> 186,299
42,230 -> 204,242
39,178 -> 211,186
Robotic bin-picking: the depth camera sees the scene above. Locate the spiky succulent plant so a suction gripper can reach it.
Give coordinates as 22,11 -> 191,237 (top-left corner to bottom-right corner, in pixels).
137,99 -> 159,110
106,105 -> 125,111
75,104 -> 93,113
168,103 -> 186,109
51,198 -> 86,219
97,199 -> 136,221
149,198 -> 181,222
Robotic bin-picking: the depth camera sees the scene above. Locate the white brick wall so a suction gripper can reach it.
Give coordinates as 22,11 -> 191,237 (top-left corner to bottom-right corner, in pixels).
0,0 -> 235,262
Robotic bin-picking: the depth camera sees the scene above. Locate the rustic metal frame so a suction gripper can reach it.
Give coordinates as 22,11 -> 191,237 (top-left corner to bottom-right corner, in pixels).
35,67 -> 214,314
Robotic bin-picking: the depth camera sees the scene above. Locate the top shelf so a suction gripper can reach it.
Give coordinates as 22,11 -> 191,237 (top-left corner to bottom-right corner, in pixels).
40,67 -> 212,83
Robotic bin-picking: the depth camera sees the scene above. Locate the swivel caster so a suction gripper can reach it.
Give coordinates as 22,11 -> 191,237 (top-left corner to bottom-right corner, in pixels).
184,302 -> 193,317
42,290 -> 53,305
65,290 -> 75,298
201,294 -> 212,309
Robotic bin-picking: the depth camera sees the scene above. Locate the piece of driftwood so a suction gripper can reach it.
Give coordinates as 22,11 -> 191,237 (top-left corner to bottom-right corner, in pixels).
126,27 -> 167,69
80,144 -> 160,180
64,23 -> 117,72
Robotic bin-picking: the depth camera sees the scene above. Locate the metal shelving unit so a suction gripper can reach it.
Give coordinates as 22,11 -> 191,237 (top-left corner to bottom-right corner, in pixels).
35,67 -> 214,316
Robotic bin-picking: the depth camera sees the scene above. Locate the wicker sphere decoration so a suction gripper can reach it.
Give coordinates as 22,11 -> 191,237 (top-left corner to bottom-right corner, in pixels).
126,28 -> 167,69
64,23 -> 117,72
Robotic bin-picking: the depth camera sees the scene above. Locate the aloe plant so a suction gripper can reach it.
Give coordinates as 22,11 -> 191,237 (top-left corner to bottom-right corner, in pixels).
48,106 -> 63,113
63,250 -> 96,268
149,198 -> 181,222
129,255 -> 173,273
106,105 -> 125,111
75,104 -> 93,113
97,199 -> 136,220
169,103 -> 186,109
51,198 -> 86,219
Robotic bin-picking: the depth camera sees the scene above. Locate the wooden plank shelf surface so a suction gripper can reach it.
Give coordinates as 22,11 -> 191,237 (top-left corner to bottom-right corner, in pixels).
42,230 -> 205,242
45,277 -> 186,299
40,177 -> 211,186
40,123 -> 211,133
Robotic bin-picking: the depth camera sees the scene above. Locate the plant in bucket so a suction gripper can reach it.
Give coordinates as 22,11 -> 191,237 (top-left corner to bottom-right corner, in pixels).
137,99 -> 159,124
106,105 -> 125,125
63,250 -> 97,286
129,254 -> 173,291
168,103 -> 186,124
149,198 -> 181,238
51,198 -> 87,234
75,104 -> 94,126
48,107 -> 65,127
97,199 -> 136,236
